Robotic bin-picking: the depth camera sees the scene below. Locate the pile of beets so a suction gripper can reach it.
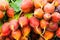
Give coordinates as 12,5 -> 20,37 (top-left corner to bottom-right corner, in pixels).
0,0 -> 60,40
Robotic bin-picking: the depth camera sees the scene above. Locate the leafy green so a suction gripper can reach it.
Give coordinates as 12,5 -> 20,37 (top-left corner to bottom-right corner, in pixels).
24,13 -> 33,19
10,0 -> 22,12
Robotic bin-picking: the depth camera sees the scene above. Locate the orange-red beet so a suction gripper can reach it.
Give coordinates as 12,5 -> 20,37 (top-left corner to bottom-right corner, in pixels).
44,3 -> 55,13
21,0 -> 33,13
44,31 -> 54,40
0,0 -> 9,10
34,0 -> 47,8
22,26 -> 31,37
2,22 -> 10,36
52,12 -> 60,23
29,17 -> 42,36
12,30 -> 21,40
19,16 -> 29,28
34,8 -> 44,18
7,8 -> 14,18
40,19 -> 49,29
29,17 -> 39,28
9,19 -> 19,31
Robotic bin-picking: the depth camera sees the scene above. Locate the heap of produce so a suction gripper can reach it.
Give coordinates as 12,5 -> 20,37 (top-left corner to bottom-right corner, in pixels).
0,0 -> 60,40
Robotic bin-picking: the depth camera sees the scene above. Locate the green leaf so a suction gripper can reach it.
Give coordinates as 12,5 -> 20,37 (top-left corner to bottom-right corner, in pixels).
10,2 -> 20,12
24,13 -> 33,19
10,0 -> 22,12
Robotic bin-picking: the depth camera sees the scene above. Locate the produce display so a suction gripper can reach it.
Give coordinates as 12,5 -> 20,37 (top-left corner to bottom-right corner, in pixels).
0,0 -> 60,40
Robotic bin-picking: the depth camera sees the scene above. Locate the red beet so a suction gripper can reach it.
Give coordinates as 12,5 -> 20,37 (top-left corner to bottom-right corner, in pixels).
7,8 -> 14,18
1,22 -> 10,36
44,3 -> 55,13
47,21 -> 58,31
56,27 -> 60,38
29,17 -> 39,28
29,17 -> 42,36
0,0 -> 9,10
21,0 -> 33,13
52,12 -> 60,23
19,16 -> 28,28
9,19 -> 19,31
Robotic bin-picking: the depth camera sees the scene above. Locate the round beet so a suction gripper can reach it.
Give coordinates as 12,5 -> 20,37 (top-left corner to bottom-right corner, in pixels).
29,17 -> 39,28
34,8 -> 44,18
52,12 -> 60,23
21,0 -> 33,13
40,19 -> 49,29
0,0 -> 9,10
47,21 -> 58,31
2,22 -> 10,36
9,19 -> 19,31
7,8 -> 14,18
44,3 -> 55,13
19,16 -> 28,28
